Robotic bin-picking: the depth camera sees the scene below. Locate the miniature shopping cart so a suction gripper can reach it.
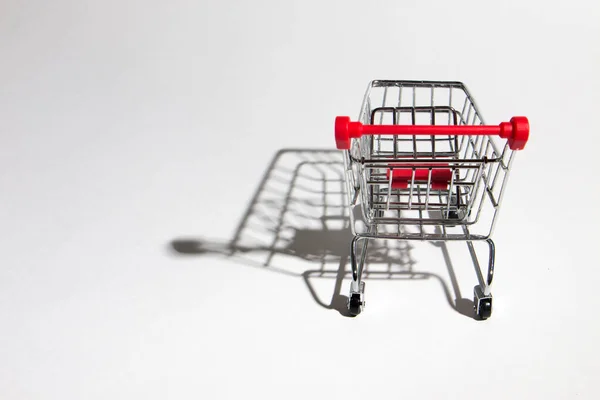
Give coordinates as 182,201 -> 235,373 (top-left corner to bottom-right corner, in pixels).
335,80 -> 529,319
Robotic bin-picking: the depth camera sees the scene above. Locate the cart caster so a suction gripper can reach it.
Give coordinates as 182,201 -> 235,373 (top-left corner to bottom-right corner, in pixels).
474,285 -> 492,320
447,210 -> 460,219
476,299 -> 492,319
443,209 -> 461,227
443,191 -> 463,223
348,294 -> 363,316
348,282 -> 365,316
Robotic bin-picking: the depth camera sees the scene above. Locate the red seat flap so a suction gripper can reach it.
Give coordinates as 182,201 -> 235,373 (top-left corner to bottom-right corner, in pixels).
385,165 -> 452,190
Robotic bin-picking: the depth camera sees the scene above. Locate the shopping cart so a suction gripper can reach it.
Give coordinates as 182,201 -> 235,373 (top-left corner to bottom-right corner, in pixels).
335,80 -> 529,319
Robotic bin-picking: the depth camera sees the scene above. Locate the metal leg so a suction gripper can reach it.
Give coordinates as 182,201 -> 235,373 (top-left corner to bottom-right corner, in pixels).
467,238 -> 495,319
348,235 -> 368,316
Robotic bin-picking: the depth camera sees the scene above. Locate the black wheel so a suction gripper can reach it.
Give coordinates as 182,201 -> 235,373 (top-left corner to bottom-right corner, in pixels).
447,187 -> 462,220
348,294 -> 363,316
476,299 -> 492,320
447,210 -> 460,219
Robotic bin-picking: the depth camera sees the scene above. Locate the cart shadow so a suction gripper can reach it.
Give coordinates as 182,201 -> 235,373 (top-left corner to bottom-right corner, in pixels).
169,148 -> 474,318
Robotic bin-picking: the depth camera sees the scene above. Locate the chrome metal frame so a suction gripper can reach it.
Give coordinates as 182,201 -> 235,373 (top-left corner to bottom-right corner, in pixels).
342,80 -> 517,315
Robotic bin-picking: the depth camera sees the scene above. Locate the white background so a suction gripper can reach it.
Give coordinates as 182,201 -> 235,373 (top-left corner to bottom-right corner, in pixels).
1,1 -> 599,399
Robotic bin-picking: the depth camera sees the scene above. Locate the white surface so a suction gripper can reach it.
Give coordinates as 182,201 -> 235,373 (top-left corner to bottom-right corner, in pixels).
1,1 -> 599,399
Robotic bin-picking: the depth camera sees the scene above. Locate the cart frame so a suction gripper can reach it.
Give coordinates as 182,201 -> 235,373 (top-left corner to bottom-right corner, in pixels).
337,80 -> 529,318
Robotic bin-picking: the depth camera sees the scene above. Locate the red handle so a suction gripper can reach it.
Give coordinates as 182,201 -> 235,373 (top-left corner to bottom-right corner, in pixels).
335,116 -> 529,151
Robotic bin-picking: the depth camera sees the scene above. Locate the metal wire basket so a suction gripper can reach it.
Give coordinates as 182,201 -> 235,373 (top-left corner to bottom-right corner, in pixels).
335,80 -> 530,318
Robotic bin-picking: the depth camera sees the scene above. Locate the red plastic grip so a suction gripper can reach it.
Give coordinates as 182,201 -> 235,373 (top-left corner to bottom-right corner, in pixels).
335,116 -> 529,151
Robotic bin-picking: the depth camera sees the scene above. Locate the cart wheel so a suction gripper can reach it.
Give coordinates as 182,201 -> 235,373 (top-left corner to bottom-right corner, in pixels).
446,189 -> 462,220
348,293 -> 363,316
475,298 -> 492,320
447,210 -> 460,219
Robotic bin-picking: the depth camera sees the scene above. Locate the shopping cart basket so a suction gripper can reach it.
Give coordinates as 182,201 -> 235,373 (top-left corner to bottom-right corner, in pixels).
335,80 -> 529,318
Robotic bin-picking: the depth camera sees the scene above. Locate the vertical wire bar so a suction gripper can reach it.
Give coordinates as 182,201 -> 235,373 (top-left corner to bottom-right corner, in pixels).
477,116 -> 486,158
368,98 -> 375,161
408,168 -> 416,210
500,142 -> 510,169
460,97 -> 469,125
375,116 -> 380,154
465,135 -> 480,184
448,87 -> 453,125
393,106 -> 398,158
397,85 -> 403,159
425,168 -> 432,211
448,88 -> 455,155
483,140 -> 493,188
431,85 -> 436,159
456,96 -> 470,155
396,185 -> 401,222
457,132 -> 466,154
417,183 -> 423,238
376,87 -> 388,154
471,135 -> 481,159
446,168 -> 456,215
395,84 -> 403,159
484,161 -> 494,192
411,117 -> 417,159
398,84 -> 403,107
397,201 -> 402,236
464,102 -> 474,165
380,87 -> 388,124
452,108 -> 460,155
412,86 -> 417,158
380,87 -> 389,223
386,168 -> 393,211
